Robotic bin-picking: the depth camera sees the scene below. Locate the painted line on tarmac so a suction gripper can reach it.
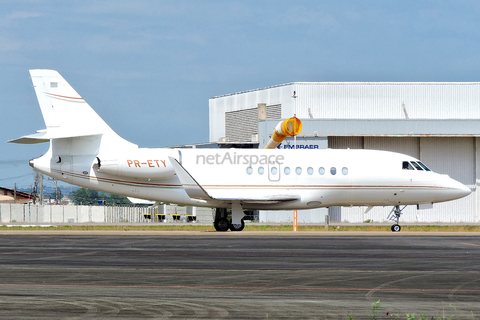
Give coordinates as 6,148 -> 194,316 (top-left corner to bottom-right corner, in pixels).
2,266 -> 479,274
461,242 -> 480,247
0,251 -> 475,259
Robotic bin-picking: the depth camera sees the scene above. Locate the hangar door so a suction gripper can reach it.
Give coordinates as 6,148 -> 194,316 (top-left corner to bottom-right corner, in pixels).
328,136 -> 476,223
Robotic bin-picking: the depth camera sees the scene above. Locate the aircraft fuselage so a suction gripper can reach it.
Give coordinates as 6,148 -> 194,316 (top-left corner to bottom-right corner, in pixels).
31,146 -> 471,210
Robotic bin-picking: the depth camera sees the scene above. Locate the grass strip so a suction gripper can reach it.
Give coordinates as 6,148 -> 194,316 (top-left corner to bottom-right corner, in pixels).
1,224 -> 480,232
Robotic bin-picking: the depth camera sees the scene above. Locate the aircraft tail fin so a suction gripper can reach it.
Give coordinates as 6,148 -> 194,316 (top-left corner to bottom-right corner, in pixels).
9,70 -> 136,150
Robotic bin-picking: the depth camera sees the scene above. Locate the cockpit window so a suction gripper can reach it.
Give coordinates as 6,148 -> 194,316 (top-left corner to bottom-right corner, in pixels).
417,161 -> 431,171
410,161 -> 424,171
402,161 -> 414,170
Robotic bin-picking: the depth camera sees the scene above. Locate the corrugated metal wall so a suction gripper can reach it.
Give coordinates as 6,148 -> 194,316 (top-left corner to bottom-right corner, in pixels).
225,104 -> 281,141
294,82 -> 480,120
209,84 -> 294,141
365,137 -> 420,159
418,137 -> 476,222
328,136 -> 364,149
420,137 -> 475,185
225,107 -> 258,142
211,82 -> 480,141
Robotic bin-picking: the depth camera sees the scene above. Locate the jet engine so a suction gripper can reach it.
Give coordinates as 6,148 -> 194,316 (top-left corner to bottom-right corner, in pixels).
94,157 -> 175,180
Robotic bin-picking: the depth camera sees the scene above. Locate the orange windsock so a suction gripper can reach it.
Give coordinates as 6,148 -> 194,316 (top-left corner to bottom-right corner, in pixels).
265,117 -> 302,149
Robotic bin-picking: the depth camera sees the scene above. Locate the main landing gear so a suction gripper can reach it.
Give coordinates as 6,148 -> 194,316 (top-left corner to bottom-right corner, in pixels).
390,205 -> 406,232
213,206 -> 245,232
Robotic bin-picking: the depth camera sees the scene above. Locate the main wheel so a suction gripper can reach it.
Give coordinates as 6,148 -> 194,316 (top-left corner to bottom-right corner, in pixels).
391,224 -> 401,232
229,219 -> 245,232
214,218 -> 230,232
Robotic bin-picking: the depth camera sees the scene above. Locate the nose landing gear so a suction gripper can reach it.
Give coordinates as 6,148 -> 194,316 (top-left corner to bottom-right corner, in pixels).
389,205 -> 406,232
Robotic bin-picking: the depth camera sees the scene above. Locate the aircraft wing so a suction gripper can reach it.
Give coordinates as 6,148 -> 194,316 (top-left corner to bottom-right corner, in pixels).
168,157 -> 300,204
221,194 -> 300,204
168,157 -> 213,200
127,197 -> 156,205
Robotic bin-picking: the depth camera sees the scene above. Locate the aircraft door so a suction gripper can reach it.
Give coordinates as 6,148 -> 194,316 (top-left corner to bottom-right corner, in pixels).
268,162 -> 281,181
60,156 -> 72,183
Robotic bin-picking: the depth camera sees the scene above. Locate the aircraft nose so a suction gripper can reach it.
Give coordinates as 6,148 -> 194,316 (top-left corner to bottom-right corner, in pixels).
457,181 -> 472,198
441,176 -> 471,201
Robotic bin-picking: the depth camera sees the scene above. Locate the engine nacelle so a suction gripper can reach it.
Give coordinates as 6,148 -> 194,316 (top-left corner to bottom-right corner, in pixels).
95,157 -> 175,180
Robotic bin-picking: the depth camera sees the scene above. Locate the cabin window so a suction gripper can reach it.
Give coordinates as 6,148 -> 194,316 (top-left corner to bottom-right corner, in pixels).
417,161 -> 431,171
342,167 -> 348,175
284,167 -> 291,175
330,167 -> 337,175
411,162 -> 424,171
307,167 -> 313,175
246,167 -> 253,175
296,167 -> 302,175
402,161 -> 414,170
258,167 -> 265,175
271,167 -> 278,175
319,167 -> 325,175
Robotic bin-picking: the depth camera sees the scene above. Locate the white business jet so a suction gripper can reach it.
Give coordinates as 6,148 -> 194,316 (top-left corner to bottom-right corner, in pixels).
9,70 -> 471,232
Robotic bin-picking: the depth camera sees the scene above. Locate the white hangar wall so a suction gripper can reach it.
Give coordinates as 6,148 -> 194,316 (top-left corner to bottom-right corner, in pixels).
209,82 -> 480,224
210,82 -> 480,142
294,82 -> 480,119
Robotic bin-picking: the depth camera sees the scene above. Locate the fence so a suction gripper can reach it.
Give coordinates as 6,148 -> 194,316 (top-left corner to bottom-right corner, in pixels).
0,203 -> 214,224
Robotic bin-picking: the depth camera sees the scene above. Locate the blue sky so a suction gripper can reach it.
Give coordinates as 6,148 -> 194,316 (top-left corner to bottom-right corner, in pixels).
1,0 -> 480,189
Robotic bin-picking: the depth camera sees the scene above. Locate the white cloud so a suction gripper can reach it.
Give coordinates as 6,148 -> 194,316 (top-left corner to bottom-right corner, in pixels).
0,10 -> 43,28
73,0 -> 196,17
8,11 -> 42,20
0,10 -> 43,52
83,34 -> 150,54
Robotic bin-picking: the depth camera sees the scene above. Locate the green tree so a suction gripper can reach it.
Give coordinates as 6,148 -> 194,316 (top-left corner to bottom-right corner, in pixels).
72,188 -> 99,205
109,194 -> 132,206
71,188 -> 132,206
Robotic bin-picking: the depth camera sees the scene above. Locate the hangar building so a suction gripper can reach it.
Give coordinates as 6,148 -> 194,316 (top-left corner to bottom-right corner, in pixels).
209,82 -> 480,224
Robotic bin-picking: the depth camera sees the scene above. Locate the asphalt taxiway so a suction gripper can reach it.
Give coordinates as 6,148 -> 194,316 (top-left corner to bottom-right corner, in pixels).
0,232 -> 479,319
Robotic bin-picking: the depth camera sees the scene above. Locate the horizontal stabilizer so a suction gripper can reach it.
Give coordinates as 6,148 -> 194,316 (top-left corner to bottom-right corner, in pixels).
8,129 -> 102,144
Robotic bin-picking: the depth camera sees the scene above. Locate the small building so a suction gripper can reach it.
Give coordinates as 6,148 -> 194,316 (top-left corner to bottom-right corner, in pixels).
0,187 -> 35,204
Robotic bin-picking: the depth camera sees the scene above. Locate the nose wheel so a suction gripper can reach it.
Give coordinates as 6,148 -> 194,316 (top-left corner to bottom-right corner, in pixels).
391,224 -> 401,232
